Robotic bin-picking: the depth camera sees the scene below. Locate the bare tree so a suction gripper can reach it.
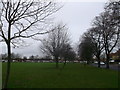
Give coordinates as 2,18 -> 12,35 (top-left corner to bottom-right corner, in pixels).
78,34 -> 95,64
86,27 -> 104,68
105,0 -> 120,52
40,24 -> 69,68
116,39 -> 120,50
105,1 -> 120,26
0,3 -> 3,41
60,43 -> 76,68
0,0 -> 61,88
92,1 -> 120,69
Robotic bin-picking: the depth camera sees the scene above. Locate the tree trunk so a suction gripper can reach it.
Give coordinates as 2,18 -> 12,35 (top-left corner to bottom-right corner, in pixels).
62,59 -> 66,69
106,54 -> 110,69
55,57 -> 59,68
97,56 -> 101,68
3,23 -> 12,89
64,59 -> 66,66
3,42 -> 11,88
87,60 -> 89,64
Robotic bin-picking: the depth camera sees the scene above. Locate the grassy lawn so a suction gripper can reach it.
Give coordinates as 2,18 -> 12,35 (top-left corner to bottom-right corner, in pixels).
2,62 -> 119,88
0,62 -> 2,89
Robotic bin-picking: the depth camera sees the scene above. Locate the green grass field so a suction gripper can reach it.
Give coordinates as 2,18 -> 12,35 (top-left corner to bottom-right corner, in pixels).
2,62 -> 119,88
0,62 -> 2,89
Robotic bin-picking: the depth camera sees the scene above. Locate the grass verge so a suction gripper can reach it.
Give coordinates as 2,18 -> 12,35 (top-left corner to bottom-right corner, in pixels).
2,62 -> 119,88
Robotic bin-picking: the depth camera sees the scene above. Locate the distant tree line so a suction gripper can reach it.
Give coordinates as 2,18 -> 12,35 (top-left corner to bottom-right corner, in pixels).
0,53 -> 21,60
0,53 -> 53,61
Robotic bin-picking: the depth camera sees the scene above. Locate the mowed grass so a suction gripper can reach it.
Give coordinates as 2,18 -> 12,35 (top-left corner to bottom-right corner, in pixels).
0,62 -> 2,89
2,62 -> 119,88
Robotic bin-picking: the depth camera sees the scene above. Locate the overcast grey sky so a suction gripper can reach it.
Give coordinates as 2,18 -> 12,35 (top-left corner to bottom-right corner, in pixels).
1,1 -> 108,57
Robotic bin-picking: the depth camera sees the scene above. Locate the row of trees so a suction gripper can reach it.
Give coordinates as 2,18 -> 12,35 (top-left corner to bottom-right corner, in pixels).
0,53 -> 54,61
0,53 -> 21,60
78,1 -> 120,68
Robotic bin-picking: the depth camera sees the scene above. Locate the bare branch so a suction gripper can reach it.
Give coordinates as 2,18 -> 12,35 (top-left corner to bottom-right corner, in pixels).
1,0 -> 61,47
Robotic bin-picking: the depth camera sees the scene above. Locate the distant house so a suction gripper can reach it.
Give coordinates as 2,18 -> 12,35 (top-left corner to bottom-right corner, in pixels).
109,49 -> 120,61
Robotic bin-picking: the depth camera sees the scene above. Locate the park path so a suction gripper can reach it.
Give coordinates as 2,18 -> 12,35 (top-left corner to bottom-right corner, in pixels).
91,63 -> 120,71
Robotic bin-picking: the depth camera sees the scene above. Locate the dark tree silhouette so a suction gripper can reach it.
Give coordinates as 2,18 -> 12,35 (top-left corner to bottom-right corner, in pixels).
60,43 -> 76,67
92,1 -> 120,68
78,35 -> 95,64
40,24 -> 69,68
86,27 -> 104,68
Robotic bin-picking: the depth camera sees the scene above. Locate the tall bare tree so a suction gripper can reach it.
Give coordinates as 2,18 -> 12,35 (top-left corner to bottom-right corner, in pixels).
0,0 -> 61,88
83,27 -> 104,67
105,0 -> 120,51
105,1 -> 120,26
40,24 -> 69,68
92,1 -> 120,69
